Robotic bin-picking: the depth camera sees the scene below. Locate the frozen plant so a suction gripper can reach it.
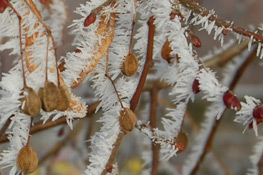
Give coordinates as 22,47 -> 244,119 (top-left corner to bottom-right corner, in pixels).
0,0 -> 263,174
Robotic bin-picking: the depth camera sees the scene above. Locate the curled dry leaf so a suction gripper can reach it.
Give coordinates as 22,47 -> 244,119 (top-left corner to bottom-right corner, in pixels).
20,87 -> 42,117
121,53 -> 139,76
22,2 -> 43,73
17,146 -> 38,173
71,14 -> 116,88
119,108 -> 137,132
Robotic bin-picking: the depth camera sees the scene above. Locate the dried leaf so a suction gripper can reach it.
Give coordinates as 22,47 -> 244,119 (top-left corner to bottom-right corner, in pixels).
71,14 -> 116,88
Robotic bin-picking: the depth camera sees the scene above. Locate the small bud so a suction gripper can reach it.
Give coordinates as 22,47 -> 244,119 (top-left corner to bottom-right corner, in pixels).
121,53 -> 139,76
161,40 -> 173,63
223,90 -> 241,111
17,146 -> 38,173
191,35 -> 202,48
119,108 -> 137,132
192,78 -> 200,94
0,0 -> 8,13
222,29 -> 228,35
175,131 -> 188,153
20,87 -> 41,117
38,81 -> 60,112
84,13 -> 96,27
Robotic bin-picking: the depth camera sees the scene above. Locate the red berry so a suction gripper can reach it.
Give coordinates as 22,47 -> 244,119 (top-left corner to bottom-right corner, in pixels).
191,35 -> 202,48
192,78 -> 200,94
0,0 -> 8,13
84,13 -> 96,27
223,90 -> 241,111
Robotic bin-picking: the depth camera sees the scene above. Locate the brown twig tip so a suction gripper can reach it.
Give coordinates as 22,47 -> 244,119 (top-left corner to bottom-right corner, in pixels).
130,16 -> 155,111
178,0 -> 263,43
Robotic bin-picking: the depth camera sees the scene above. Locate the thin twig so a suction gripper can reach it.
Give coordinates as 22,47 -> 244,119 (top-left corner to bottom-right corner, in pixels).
204,39 -> 250,68
0,116 -> 13,141
105,49 -> 124,109
130,16 -> 155,111
178,0 -> 263,43
101,131 -> 125,175
7,2 -> 27,88
0,102 -> 99,144
128,0 -> 137,54
190,48 -> 257,175
150,87 -> 160,175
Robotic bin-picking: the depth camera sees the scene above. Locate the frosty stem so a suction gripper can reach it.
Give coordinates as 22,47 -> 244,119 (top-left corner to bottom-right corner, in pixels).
130,16 -> 155,111
178,0 -> 263,43
191,48 -> 257,175
105,49 -> 125,109
23,0 -> 60,85
7,2 -> 27,88
128,0 -> 137,54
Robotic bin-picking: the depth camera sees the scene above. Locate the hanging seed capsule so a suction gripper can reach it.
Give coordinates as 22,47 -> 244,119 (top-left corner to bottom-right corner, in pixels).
56,86 -> 71,111
175,131 -> 188,153
17,146 -> 38,173
121,54 -> 139,76
84,13 -> 96,27
223,90 -> 241,111
20,87 -> 41,117
192,78 -> 200,94
119,108 -> 137,132
0,0 -> 8,13
161,40 -> 173,63
38,81 -> 60,112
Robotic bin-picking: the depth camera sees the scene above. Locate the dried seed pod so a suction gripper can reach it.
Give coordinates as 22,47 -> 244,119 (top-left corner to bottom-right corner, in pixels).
161,40 -> 173,63
20,87 -> 41,117
121,54 -> 139,76
223,90 -> 241,111
119,108 -> 137,132
0,0 -> 8,13
38,81 -> 59,112
84,13 -> 96,27
175,131 -> 188,153
56,86 -> 71,111
17,146 -> 38,173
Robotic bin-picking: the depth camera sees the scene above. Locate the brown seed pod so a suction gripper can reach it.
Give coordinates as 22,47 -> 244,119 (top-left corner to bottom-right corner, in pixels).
119,108 -> 137,132
17,146 -> 38,173
38,81 -> 60,112
161,40 -> 173,63
20,87 -> 41,117
56,86 -> 71,111
121,54 -> 139,76
175,131 -> 188,153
